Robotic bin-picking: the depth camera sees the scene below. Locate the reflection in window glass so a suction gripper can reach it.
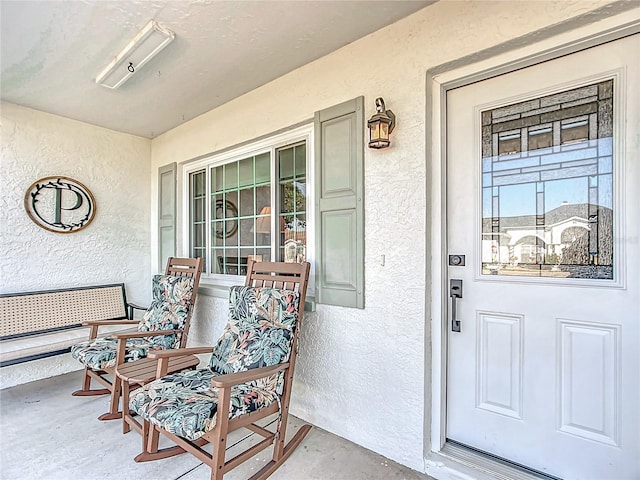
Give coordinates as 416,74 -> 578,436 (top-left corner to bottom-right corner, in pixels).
481,80 -> 614,279
279,143 -> 307,264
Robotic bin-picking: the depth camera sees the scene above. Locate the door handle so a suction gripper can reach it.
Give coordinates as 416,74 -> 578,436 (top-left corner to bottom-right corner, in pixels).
450,279 -> 463,332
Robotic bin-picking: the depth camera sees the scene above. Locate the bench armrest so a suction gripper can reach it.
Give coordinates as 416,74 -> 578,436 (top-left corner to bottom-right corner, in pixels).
211,363 -> 290,388
127,303 -> 148,319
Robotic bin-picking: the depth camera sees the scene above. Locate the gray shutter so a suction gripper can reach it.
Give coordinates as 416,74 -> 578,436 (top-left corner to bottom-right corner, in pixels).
158,162 -> 177,269
314,96 -> 364,308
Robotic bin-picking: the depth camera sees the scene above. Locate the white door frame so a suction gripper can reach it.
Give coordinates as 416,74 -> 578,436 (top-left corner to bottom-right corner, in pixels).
426,10 -> 640,475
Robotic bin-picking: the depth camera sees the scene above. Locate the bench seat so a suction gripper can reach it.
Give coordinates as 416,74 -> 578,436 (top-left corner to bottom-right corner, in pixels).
0,284 -> 142,367
0,324 -> 137,367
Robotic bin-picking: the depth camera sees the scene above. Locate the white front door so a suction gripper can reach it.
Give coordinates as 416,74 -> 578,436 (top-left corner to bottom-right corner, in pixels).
446,35 -> 639,479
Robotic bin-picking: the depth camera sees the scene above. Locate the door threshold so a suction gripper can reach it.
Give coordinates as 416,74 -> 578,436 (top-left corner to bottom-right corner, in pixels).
430,440 -> 561,480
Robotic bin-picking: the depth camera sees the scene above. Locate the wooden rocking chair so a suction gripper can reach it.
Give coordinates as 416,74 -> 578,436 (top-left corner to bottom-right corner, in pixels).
70,257 -> 203,420
125,260 -> 311,480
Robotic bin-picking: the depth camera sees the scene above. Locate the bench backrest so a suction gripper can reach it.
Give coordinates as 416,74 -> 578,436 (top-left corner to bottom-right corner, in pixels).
0,284 -> 128,340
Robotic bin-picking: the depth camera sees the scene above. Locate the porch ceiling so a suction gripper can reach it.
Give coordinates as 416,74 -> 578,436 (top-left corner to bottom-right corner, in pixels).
0,0 -> 433,139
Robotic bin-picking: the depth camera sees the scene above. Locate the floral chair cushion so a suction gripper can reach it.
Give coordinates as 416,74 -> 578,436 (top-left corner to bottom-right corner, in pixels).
129,286 -> 300,441
208,286 -> 300,376
71,274 -> 195,370
70,337 -> 165,370
128,368 -> 281,441
137,275 -> 195,349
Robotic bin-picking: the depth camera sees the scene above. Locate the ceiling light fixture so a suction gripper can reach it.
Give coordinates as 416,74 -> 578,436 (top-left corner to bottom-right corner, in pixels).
96,20 -> 175,89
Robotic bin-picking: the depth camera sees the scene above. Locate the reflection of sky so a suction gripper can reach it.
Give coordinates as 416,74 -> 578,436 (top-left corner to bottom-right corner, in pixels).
545,177 -> 587,211
499,184 -> 535,217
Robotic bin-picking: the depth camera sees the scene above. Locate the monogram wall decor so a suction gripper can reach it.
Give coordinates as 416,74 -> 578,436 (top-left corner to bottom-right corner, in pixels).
24,176 -> 96,233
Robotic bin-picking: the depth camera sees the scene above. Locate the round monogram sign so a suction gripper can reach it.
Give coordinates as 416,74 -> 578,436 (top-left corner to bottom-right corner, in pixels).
24,176 -> 96,233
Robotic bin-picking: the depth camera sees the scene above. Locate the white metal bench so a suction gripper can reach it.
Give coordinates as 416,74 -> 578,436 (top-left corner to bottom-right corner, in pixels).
0,284 -> 142,367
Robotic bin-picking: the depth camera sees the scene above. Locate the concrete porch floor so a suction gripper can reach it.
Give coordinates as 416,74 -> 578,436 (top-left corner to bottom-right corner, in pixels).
0,370 -> 432,480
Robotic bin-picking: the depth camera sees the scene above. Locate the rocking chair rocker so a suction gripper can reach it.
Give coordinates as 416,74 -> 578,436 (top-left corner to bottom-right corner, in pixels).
125,260 -> 311,480
70,257 -> 203,420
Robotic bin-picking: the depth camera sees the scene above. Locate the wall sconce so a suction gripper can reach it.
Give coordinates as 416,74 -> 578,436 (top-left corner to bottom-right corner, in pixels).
96,20 -> 175,89
367,97 -> 396,149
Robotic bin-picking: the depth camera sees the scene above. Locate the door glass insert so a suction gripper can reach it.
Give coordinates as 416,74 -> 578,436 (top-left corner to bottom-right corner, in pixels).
481,80 -> 613,279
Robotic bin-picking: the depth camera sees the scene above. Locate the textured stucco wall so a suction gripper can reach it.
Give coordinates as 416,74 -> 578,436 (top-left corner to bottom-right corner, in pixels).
1,103 -> 152,387
147,1 -> 621,471
147,0 -> 622,471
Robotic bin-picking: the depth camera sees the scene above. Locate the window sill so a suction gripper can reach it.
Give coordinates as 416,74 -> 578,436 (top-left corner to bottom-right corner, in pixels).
197,282 -> 316,312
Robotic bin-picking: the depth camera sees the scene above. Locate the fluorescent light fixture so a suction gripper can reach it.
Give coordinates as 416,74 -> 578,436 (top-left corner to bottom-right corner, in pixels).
96,20 -> 175,89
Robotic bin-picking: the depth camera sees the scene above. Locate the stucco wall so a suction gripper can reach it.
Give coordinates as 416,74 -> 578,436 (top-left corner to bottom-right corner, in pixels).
148,1 -> 622,471
0,103 -> 152,386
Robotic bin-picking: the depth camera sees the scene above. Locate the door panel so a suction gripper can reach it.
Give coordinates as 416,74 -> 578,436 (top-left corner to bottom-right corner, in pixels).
446,35 -> 639,479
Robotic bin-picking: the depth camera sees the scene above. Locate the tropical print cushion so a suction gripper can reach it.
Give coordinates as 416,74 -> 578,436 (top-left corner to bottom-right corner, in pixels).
70,337 -> 166,370
71,274 -> 195,370
208,286 -> 300,376
129,286 -> 300,441
137,275 -> 195,349
128,368 -> 280,441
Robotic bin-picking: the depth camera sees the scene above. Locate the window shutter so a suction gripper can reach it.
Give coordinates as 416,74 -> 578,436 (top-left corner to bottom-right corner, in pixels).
314,96 -> 364,308
158,162 -> 177,269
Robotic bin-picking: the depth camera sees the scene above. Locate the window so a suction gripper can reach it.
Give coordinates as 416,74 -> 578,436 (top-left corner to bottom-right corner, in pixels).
480,79 -> 613,280
184,125 -> 313,282
177,96 -> 364,307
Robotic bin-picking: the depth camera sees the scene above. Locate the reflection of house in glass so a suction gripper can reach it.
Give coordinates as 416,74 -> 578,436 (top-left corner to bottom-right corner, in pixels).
480,79 -> 614,280
482,203 -> 613,279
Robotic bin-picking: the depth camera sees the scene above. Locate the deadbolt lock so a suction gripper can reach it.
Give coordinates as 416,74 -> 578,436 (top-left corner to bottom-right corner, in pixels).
448,254 -> 465,266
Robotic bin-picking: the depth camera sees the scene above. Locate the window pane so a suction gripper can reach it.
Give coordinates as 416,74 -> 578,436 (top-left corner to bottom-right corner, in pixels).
193,170 -> 205,196
278,143 -> 307,263
190,171 -> 206,261
238,157 -> 253,188
256,185 -> 270,214
279,148 -> 294,180
239,218 -> 254,246
295,144 -> 306,176
224,162 -> 238,189
480,79 -> 614,280
255,153 -> 270,183
239,187 -> 254,217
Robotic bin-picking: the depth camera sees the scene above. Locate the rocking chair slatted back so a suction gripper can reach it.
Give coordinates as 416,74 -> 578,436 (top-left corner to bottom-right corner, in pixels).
245,261 -> 309,297
165,257 -> 202,348
165,257 -> 202,280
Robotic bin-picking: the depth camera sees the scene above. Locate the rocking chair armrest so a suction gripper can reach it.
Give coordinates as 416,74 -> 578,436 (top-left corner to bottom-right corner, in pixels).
82,320 -> 140,326
211,363 -> 291,388
112,329 -> 182,340
147,347 -> 215,359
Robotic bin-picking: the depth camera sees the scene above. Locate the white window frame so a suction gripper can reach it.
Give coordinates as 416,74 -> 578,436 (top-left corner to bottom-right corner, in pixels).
180,123 -> 315,292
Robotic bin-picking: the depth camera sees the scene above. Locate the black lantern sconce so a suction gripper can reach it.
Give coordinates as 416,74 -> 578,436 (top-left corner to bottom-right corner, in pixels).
367,97 -> 396,149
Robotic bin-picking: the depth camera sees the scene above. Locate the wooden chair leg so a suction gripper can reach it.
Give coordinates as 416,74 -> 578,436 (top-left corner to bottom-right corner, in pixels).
71,368 -> 110,396
122,381 -> 131,434
98,375 -> 122,421
81,367 -> 91,391
132,419 -> 154,462
147,422 -> 160,455
142,419 -> 151,451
